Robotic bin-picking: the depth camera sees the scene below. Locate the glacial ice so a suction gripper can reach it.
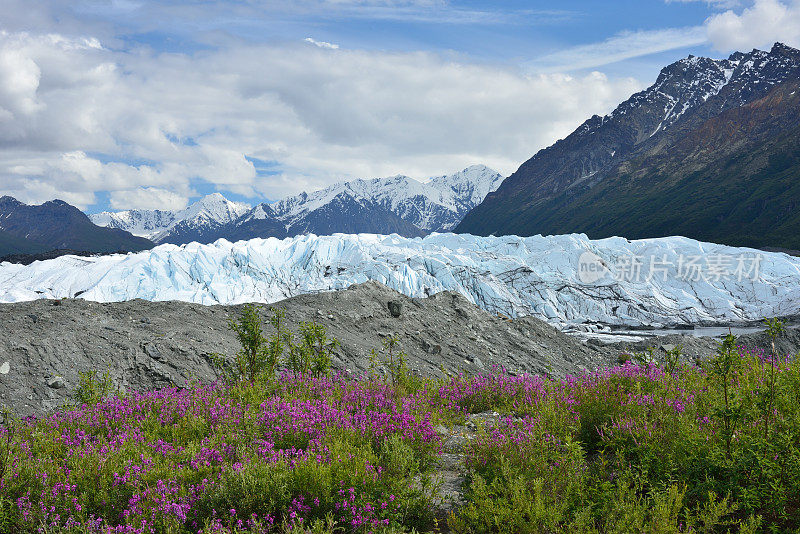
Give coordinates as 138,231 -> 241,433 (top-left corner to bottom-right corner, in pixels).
1,233 -> 798,328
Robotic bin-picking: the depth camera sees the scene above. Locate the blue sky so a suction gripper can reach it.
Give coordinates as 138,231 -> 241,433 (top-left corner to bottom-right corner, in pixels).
0,0 -> 797,213
100,0 -> 718,78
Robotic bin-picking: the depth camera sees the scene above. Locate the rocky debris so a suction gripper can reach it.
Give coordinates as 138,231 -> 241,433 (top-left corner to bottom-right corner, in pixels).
429,411 -> 513,524
0,281 -> 797,418
0,281 -> 611,416
432,452 -> 468,525
601,325 -> 800,367
387,300 -> 403,318
46,376 -> 66,389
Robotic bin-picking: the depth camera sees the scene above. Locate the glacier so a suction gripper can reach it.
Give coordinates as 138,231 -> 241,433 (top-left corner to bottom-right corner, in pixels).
0,232 -> 799,328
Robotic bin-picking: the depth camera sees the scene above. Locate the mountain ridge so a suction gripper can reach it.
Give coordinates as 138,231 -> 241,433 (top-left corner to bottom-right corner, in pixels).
0,196 -> 154,257
91,165 -> 503,244
456,43 -> 800,249
90,192 -> 250,244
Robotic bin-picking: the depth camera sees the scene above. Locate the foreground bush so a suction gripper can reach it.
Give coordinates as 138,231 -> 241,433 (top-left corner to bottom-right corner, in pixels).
443,341 -> 800,533
0,338 -> 798,532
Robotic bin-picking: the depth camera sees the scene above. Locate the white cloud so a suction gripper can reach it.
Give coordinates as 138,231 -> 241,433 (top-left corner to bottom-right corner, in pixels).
0,29 -> 643,208
304,37 -> 339,49
529,27 -> 709,72
530,1 -> 800,76
110,187 -> 188,211
666,0 -> 743,8
706,0 -> 800,51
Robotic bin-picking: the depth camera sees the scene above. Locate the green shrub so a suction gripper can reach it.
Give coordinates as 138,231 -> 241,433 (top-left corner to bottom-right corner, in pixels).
225,306 -> 337,381
228,304 -> 287,382
73,369 -> 115,406
368,335 -> 423,396
286,321 -> 338,377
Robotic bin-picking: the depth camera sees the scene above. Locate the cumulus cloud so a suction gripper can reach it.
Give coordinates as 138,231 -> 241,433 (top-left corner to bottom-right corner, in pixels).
0,28 -> 642,209
706,0 -> 800,51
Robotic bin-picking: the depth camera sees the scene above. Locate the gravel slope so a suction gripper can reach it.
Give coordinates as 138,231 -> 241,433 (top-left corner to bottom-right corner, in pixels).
0,282 -> 610,416
1,281 -> 797,417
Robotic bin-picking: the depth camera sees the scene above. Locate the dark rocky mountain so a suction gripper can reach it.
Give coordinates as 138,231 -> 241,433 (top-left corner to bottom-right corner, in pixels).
0,229 -> 42,256
223,204 -> 289,242
456,43 -> 800,250
0,196 -> 154,258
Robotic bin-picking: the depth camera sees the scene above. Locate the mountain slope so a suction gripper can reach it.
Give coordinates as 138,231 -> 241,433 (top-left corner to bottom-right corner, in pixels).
89,209 -> 179,240
279,192 -> 427,237
0,230 -> 45,256
0,197 -> 153,257
456,43 -> 800,249
90,193 -> 250,244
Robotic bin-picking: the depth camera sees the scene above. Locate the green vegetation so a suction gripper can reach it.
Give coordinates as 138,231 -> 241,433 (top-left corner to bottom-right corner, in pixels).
73,369 -> 117,407
0,310 -> 799,532
215,305 -> 336,384
368,335 -> 423,396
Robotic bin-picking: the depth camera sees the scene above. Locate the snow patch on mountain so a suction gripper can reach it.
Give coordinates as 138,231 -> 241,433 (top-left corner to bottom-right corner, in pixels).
427,164 -> 505,210
606,43 -> 800,141
1,233 -> 798,328
89,210 -> 177,240
91,193 -> 250,242
241,164 -> 504,234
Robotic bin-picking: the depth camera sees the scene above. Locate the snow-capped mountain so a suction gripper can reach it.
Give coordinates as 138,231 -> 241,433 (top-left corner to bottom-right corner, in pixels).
427,165 -> 506,217
90,166 -> 502,245
90,209 -> 175,240
90,193 -> 250,244
231,164 -> 503,241
458,43 -> 800,250
1,233 -> 799,329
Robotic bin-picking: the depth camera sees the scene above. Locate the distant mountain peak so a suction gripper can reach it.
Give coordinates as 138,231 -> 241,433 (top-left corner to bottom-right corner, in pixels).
771,41 -> 798,54
180,193 -> 249,223
91,165 -> 504,245
0,196 -> 22,207
90,193 -> 251,242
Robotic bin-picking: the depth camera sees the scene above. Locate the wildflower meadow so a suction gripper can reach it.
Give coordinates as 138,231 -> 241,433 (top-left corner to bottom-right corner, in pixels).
1,310 -> 799,533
